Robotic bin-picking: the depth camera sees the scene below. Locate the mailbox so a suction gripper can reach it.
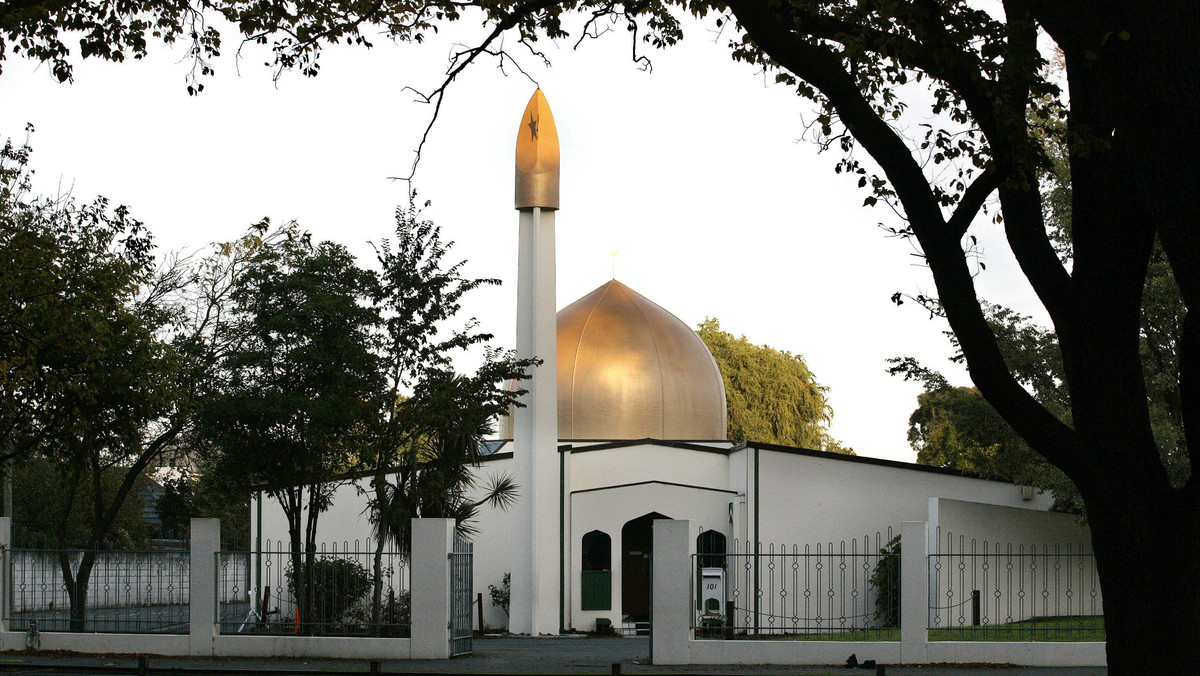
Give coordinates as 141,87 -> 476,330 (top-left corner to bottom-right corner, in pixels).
698,567 -> 725,617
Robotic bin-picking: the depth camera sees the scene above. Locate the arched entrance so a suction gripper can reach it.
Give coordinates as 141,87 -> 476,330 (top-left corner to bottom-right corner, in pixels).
620,512 -> 669,620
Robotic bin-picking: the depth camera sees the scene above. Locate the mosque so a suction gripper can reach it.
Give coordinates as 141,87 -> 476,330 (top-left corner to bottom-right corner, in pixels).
251,90 -> 1089,636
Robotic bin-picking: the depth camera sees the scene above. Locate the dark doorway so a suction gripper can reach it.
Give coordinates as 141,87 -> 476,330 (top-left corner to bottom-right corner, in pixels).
621,512 -> 669,620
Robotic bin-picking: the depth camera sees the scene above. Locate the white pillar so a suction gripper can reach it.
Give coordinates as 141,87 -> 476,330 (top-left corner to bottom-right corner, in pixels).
900,520 -> 929,664
651,519 -> 697,665
411,518 -> 454,659
189,518 -> 220,656
510,206 -> 560,635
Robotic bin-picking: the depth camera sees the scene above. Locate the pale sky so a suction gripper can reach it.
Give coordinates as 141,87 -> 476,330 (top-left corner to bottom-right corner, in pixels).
0,12 -> 1049,463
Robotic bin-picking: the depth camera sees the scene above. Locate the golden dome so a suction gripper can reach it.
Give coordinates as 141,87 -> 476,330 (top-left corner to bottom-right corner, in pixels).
501,280 -> 727,440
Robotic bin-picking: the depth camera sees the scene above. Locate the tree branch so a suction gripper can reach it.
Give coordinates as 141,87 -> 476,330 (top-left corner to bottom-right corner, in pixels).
92,424 -> 184,547
946,169 -> 998,238
779,3 -> 1003,138
728,0 -> 1081,475
395,0 -> 561,181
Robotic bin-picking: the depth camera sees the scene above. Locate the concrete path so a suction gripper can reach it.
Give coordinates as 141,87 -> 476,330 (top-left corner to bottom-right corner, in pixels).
0,636 -> 1108,675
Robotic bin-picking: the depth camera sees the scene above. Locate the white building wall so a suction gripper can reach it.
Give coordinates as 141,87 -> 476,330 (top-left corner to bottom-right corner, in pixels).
463,455 -> 517,631
252,480 -> 379,551
751,448 -> 1053,548
926,498 -> 1099,626
569,443 -> 732,493
928,497 -> 1089,551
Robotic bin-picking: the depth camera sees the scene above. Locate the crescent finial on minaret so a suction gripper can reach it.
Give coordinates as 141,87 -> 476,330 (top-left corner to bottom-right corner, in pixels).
515,89 -> 560,210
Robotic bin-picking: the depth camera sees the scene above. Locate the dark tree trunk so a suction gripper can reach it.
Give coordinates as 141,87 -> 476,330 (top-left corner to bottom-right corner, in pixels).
68,552 -> 97,633
302,484 -> 321,634
1053,10 -> 1200,671
57,552 -> 81,633
279,487 -> 305,635
1084,483 -> 1200,673
370,473 -> 388,633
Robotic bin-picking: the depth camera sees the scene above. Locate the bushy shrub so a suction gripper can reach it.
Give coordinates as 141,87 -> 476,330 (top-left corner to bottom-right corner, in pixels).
286,557 -> 373,630
489,572 -> 510,616
342,587 -> 411,637
870,535 -> 901,627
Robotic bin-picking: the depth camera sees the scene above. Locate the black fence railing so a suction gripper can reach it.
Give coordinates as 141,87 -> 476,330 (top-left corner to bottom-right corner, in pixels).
928,531 -> 1104,641
4,548 -> 190,633
218,541 -> 409,637
693,532 -> 899,641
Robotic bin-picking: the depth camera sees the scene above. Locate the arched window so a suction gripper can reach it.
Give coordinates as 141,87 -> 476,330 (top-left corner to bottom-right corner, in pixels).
582,531 -> 611,571
581,530 -> 611,610
697,529 -> 727,569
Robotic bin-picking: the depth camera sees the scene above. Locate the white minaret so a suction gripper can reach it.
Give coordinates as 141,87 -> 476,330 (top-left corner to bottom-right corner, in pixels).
509,89 -> 561,635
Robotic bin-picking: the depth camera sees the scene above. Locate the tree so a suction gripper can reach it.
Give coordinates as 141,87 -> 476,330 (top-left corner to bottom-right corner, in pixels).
896,242 -> 1188,513
362,202 -> 534,627
4,132 -> 290,629
1,128 -> 156,467
1,131 -> 201,630
8,1 -> 1200,670
10,456 -> 152,549
197,234 -> 382,632
697,318 -> 850,453
155,467 -> 251,547
897,99 -> 1187,514
908,386 -> 1024,478
904,384 -> 1080,511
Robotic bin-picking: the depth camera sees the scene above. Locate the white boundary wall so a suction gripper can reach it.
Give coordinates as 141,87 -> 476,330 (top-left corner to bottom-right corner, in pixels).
652,518 -> 1107,668
0,517 -> 456,660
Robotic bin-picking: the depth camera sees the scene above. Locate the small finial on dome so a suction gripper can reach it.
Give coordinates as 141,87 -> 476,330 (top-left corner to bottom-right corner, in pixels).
609,251 -> 618,280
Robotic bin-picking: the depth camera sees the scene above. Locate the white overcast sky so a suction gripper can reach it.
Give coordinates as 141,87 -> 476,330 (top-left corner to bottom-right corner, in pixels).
0,12 -> 1049,462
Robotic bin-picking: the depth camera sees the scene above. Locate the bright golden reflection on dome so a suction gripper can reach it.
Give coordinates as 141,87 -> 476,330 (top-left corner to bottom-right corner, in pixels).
501,280 -> 727,440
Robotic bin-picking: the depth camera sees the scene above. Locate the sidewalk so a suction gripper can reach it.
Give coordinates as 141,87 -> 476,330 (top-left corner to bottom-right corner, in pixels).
0,636 -> 1108,675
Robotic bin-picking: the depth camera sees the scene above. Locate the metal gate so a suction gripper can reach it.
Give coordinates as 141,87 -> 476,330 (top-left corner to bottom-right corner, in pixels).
449,536 -> 473,656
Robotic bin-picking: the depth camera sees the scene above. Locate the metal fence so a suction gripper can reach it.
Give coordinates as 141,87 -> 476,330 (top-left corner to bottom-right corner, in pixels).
218,540 -> 409,637
693,532 -> 899,640
928,531 -> 1104,641
4,549 -> 190,633
449,536 -> 473,656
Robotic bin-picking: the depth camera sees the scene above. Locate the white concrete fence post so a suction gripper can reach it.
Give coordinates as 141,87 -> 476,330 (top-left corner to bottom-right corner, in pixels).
0,516 -> 10,633
900,520 -> 929,664
651,519 -> 697,665
410,518 -> 454,659
189,518 -> 220,656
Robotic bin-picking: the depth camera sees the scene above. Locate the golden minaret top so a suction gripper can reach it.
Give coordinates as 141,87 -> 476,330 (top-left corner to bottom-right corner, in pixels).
515,89 -> 560,210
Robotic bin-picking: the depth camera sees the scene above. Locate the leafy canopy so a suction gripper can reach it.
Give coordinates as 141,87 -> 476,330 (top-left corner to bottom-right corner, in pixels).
198,231 -> 383,504
365,202 -> 535,551
1,127 -> 159,467
698,318 -> 850,453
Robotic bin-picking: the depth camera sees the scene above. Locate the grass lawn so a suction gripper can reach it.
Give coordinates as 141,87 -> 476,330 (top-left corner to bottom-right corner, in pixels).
930,615 -> 1105,642
737,615 -> 1104,642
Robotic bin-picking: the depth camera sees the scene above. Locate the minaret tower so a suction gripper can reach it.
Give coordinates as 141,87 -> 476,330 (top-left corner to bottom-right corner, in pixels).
509,89 -> 561,635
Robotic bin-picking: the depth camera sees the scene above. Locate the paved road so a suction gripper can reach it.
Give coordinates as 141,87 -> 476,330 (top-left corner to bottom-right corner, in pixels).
0,636 -> 1108,675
